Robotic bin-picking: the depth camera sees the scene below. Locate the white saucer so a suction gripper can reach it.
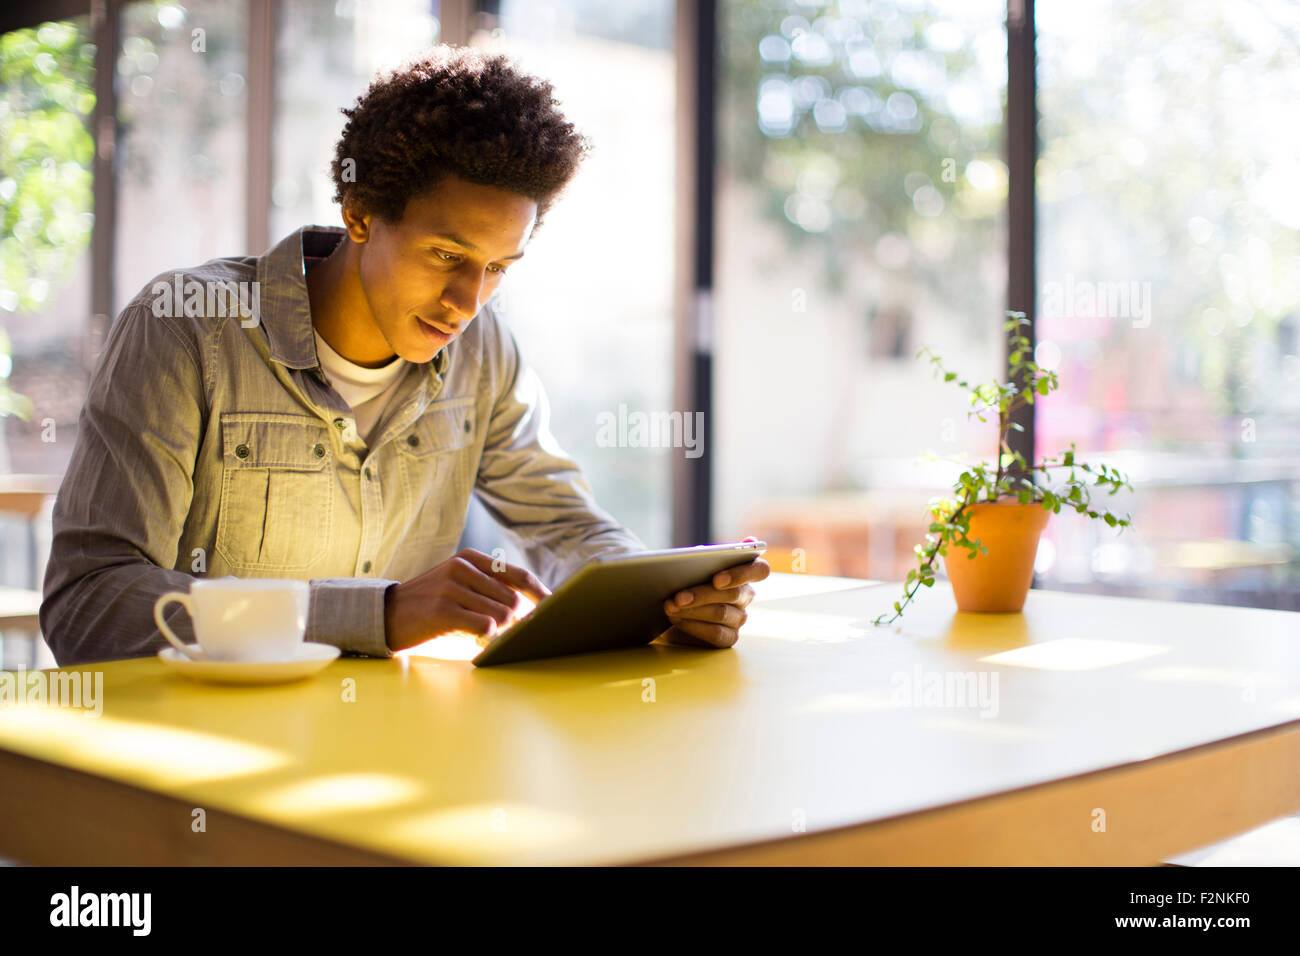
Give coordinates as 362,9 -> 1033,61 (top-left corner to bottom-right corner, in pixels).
158,642 -> 341,685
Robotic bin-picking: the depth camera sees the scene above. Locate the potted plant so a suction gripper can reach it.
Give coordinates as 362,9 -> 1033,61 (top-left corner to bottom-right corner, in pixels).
873,312 -> 1134,625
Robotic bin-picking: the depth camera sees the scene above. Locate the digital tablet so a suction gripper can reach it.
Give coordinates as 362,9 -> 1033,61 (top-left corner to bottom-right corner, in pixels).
471,541 -> 767,667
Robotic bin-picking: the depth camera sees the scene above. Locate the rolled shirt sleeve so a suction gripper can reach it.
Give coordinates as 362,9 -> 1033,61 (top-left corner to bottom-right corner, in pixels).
306,578 -> 394,659
473,322 -> 647,590
41,305 -> 206,665
40,303 -> 393,665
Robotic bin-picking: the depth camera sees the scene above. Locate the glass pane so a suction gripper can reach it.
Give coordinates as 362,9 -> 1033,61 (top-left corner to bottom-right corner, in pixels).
0,13 -> 95,666
717,0 -> 1008,578
0,15 -> 95,478
1037,0 -> 1300,609
115,0 -> 248,316
467,1 -> 677,552
271,0 -> 440,241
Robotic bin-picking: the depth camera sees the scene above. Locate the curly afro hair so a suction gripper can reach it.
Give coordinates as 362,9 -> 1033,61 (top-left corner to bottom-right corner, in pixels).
330,45 -> 589,226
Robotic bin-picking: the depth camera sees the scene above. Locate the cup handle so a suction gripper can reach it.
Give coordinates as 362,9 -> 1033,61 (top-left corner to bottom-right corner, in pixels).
154,592 -> 200,659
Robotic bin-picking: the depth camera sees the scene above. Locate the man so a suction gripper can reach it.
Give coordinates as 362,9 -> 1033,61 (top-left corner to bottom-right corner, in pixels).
41,46 -> 767,665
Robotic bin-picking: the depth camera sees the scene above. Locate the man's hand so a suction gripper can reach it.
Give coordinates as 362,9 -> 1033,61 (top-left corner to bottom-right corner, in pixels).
384,548 -> 551,653
659,537 -> 770,649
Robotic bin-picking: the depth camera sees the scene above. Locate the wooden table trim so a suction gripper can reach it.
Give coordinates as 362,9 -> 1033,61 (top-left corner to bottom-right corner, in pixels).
0,746 -> 412,866
642,719 -> 1300,866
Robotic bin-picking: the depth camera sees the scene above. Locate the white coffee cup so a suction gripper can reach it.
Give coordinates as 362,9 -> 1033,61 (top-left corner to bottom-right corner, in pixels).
154,578 -> 310,662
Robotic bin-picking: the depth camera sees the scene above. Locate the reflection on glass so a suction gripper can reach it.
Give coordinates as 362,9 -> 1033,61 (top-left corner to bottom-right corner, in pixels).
1037,0 -> 1300,609
0,15 -> 94,477
717,0 -> 1008,581
115,0 -> 248,314
466,0 -> 676,552
271,0 -> 440,241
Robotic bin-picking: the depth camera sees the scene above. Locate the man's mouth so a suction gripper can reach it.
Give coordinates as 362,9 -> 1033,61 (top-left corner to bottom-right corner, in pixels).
417,316 -> 456,338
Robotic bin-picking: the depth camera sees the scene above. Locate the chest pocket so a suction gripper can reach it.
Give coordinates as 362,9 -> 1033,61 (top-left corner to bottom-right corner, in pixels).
395,396 -> 478,545
215,413 -> 334,572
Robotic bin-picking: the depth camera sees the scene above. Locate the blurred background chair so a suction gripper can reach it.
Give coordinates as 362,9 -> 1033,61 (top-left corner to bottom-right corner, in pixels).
0,474 -> 59,670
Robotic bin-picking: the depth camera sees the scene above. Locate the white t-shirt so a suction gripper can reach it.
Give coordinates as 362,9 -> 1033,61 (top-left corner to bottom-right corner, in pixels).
313,330 -> 408,446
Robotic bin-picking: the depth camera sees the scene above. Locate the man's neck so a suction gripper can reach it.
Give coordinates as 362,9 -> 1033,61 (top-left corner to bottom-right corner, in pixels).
305,235 -> 397,369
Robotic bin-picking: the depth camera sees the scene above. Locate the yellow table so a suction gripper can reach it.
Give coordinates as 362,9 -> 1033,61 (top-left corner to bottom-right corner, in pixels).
1,573 -> 1298,865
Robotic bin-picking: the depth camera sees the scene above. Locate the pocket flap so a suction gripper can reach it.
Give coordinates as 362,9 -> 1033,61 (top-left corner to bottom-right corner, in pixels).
397,396 -> 477,458
221,413 -> 332,469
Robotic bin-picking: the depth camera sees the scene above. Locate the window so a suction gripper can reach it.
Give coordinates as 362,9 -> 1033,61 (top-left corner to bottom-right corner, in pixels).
0,14 -> 95,478
716,0 -> 1008,579
1036,0 -> 1300,608
115,0 -> 248,314
270,0 -> 441,242
464,0 -> 678,554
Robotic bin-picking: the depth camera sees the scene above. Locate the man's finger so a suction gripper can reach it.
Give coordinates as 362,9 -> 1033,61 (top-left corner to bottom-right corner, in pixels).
667,602 -> 746,629
711,556 -> 770,589
665,584 -> 749,612
455,549 -> 551,606
664,620 -> 737,648
451,553 -> 525,608
495,563 -> 552,605
447,582 -> 517,628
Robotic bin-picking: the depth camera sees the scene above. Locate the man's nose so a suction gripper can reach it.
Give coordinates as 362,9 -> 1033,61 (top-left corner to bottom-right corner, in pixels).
440,269 -> 485,320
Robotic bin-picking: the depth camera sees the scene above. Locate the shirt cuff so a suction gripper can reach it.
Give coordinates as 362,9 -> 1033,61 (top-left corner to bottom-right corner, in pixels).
308,578 -> 396,658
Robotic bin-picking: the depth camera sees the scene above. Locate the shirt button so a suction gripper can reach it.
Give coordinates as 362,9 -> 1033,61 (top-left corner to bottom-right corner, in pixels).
333,418 -> 345,429
364,468 -> 372,481
463,420 -> 471,433
313,443 -> 325,458
362,560 -> 372,573
407,434 -> 419,447
235,443 -> 249,459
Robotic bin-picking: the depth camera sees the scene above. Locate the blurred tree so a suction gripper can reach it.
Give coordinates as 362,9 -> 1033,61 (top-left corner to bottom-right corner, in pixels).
0,20 -> 93,441
720,0 -> 1006,335
723,0 -> 1300,433
0,21 -> 95,315
1037,0 -> 1300,430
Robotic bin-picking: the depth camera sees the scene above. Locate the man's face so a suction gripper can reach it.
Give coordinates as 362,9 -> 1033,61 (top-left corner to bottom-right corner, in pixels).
351,174 -> 537,364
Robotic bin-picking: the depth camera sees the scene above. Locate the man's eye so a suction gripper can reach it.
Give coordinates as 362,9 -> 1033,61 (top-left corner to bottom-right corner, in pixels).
487,263 -> 507,275
432,250 -> 460,263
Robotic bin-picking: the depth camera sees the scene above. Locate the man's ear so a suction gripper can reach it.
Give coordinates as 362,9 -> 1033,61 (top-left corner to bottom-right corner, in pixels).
340,200 -> 372,243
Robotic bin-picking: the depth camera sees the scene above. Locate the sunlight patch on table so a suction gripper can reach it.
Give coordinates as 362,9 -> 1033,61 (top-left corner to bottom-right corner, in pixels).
742,608 -> 872,644
384,802 -> 587,863
0,707 -> 285,784
247,773 -> 426,817
981,638 -> 1169,671
792,691 -> 900,714
397,633 -> 482,661
752,574 -> 882,602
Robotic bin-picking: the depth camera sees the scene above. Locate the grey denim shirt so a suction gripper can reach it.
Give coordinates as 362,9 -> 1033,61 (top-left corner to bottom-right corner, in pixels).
41,225 -> 646,665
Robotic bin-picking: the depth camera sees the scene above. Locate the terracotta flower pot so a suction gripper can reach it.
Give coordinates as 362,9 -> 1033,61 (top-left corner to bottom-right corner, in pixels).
939,499 -> 1051,612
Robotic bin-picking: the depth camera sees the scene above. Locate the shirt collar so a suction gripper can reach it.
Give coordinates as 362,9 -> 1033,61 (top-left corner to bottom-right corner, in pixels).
257,224 -> 450,379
